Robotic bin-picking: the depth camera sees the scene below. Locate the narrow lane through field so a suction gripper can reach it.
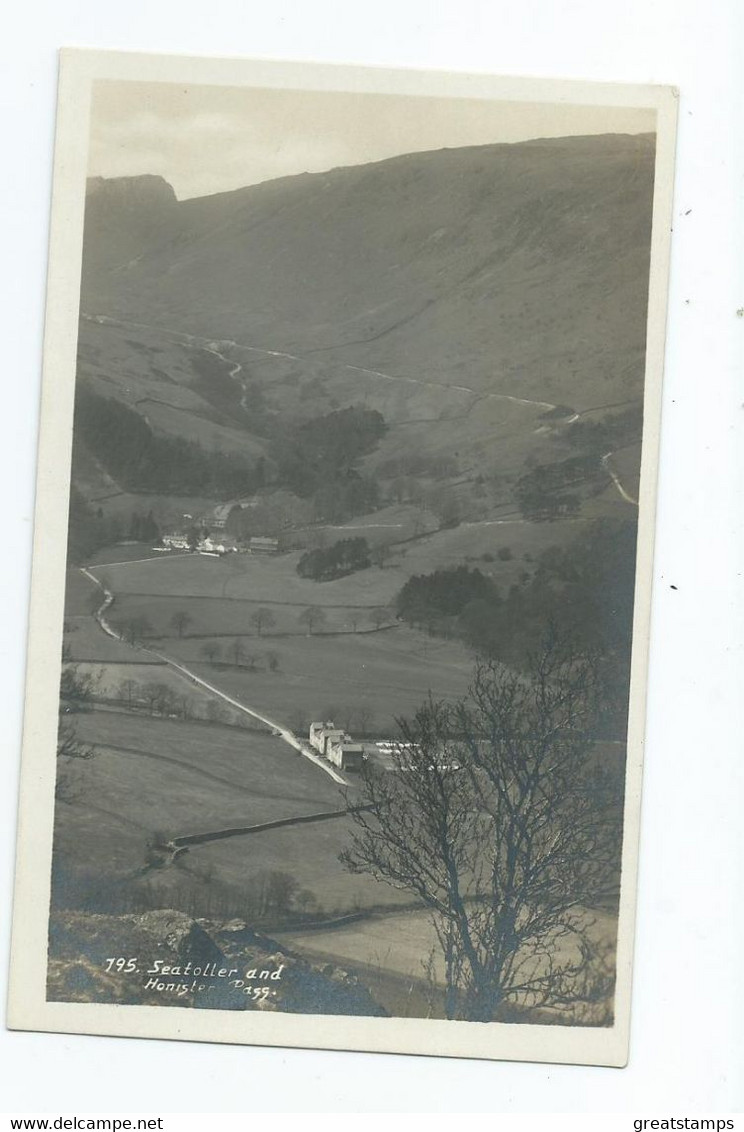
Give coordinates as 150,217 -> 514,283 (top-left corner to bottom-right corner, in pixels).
601,451 -> 639,506
80,566 -> 348,786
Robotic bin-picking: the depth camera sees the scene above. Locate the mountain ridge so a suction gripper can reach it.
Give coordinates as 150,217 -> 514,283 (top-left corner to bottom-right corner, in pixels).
81,132 -> 656,411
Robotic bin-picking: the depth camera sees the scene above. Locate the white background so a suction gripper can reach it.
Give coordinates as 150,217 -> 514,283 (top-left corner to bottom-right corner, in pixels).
1,0 -> 742,1115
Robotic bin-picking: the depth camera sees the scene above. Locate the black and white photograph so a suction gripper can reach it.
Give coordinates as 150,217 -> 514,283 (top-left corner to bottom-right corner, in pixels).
7,49 -> 678,1067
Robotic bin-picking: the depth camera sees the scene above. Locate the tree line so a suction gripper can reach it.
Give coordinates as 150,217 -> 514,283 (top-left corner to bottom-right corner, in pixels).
514,453 -> 602,521
112,603 -> 394,644
66,492 -> 163,565
74,387 -> 265,497
270,405 -> 386,524
297,536 -> 371,581
393,519 -> 637,736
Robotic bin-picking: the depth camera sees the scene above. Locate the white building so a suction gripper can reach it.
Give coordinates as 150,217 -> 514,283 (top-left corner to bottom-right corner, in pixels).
161,532 -> 190,550
199,534 -> 238,555
308,721 -> 364,771
327,738 -> 364,772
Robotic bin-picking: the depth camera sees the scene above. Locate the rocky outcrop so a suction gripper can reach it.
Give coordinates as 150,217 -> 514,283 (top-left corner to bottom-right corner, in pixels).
47,908 -> 385,1017
82,175 -> 179,290
85,174 -> 177,209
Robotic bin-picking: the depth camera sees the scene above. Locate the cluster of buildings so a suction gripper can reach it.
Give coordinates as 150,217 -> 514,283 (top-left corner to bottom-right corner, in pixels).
159,531 -> 278,556
308,721 -> 365,772
158,499 -> 279,556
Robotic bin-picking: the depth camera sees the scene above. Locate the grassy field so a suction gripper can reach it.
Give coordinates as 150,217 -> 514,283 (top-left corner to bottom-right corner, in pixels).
278,908 -> 443,984
276,904 -> 618,1017
87,548 -> 402,607
64,620 -> 164,664
86,516 -> 580,633
65,660 -> 217,710
396,515 -> 596,589
64,568 -> 104,616
77,512 -> 609,740
79,318 -> 212,413
70,549 -> 477,735
106,592 -> 388,638
55,710 -> 350,893
164,626 -> 474,736
73,710 -> 340,832
55,567 -> 476,923
87,545 -> 179,566
64,570 -> 162,663
287,502 -> 440,550
141,399 -> 267,458
84,504 -> 602,652
366,395 -> 546,473
53,705 -> 406,928
186,814 -> 409,916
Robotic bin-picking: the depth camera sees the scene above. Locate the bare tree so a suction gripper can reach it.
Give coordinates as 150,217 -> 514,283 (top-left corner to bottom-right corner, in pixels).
177,694 -> 194,720
60,665 -> 98,711
121,615 -> 153,645
265,650 -> 281,673
299,606 -> 326,635
57,720 -> 95,761
229,638 -> 246,666
169,610 -> 193,638
339,706 -> 355,733
200,642 -> 221,664
341,630 -> 622,1024
55,723 -> 93,803
369,607 -> 389,630
250,607 -> 277,636
372,544 -> 393,570
118,677 -> 139,708
290,709 -> 307,735
142,681 -> 173,715
56,666 -> 98,801
354,703 -> 373,736
206,699 -> 228,725
247,870 -> 300,918
294,888 -> 319,915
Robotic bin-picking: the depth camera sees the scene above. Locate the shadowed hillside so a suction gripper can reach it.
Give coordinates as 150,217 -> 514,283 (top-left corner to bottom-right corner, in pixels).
81,133 -> 656,411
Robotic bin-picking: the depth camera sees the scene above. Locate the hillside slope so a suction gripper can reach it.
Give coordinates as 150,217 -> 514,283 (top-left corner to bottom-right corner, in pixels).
81,133 -> 656,412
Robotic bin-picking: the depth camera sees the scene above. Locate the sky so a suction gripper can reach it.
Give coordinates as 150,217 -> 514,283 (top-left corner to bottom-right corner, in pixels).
88,80 -> 656,200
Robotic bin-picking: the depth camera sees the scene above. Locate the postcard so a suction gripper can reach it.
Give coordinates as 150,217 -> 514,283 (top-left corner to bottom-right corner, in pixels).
7,48 -> 677,1066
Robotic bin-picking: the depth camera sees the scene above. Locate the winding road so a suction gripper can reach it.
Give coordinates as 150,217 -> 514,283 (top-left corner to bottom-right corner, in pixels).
601,452 -> 639,507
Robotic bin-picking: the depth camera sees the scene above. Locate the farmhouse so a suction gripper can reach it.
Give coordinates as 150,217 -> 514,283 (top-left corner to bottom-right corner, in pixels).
199,533 -> 237,555
161,532 -> 190,550
328,738 -> 364,772
309,721 -> 345,756
308,721 -> 364,772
